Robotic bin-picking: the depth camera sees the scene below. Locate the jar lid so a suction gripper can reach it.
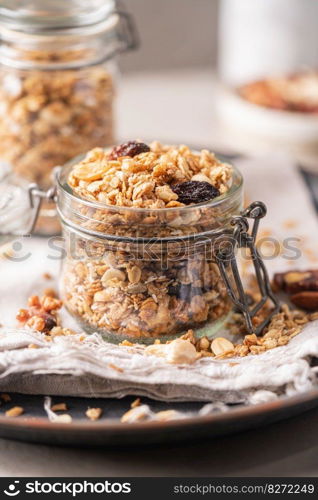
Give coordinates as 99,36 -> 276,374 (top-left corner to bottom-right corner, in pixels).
0,0 -> 116,32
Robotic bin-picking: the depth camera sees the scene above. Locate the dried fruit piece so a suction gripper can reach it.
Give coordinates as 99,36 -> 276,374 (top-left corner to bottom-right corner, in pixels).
109,141 -> 150,160
290,291 -> 318,310
273,270 -> 318,294
171,181 -> 220,205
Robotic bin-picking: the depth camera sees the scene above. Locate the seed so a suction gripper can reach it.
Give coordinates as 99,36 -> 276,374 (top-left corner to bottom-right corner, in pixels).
211,337 -> 234,356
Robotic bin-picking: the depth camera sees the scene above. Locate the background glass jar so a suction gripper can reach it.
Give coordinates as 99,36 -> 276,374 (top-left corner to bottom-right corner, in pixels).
0,0 -> 137,234
57,159 -> 244,343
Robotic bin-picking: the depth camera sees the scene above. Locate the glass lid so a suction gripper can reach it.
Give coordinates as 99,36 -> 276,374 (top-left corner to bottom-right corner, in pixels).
0,0 -> 116,31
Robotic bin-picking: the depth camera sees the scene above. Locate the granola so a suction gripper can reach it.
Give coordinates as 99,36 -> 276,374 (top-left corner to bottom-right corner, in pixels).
68,142 -> 232,208
61,143 -> 235,340
0,63 -> 114,189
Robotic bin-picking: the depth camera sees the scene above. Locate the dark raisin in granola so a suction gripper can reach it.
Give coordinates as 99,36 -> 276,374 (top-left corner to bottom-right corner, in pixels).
171,181 -> 220,205
168,284 -> 203,302
108,141 -> 150,160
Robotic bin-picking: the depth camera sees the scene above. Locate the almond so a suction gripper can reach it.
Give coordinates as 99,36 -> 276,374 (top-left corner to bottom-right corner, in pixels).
290,291 -> 318,311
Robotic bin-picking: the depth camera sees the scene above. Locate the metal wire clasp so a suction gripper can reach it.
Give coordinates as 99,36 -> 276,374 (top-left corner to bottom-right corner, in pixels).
216,201 -> 280,335
26,167 -> 61,234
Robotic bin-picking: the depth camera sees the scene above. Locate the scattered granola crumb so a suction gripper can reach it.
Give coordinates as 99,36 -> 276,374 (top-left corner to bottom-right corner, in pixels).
28,344 -> 39,349
119,340 -> 134,347
5,406 -> 24,417
43,272 -> 52,280
51,403 -> 68,412
155,410 -> 180,421
52,414 -> 73,424
121,405 -> 152,423
108,363 -> 124,373
43,287 -> 57,298
131,398 -> 141,409
86,407 -> 103,421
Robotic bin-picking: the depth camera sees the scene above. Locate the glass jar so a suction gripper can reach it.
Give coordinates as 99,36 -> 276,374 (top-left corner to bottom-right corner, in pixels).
0,0 -> 137,233
0,151 -> 279,343
56,156 -> 243,342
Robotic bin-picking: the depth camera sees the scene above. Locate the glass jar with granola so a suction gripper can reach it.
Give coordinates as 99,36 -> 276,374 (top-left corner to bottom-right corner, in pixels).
0,0 -> 137,234
56,141 -> 244,342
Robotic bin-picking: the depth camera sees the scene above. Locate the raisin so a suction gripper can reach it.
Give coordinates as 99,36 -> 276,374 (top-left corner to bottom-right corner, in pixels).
171,181 -> 220,205
109,141 -> 150,160
168,284 -> 203,302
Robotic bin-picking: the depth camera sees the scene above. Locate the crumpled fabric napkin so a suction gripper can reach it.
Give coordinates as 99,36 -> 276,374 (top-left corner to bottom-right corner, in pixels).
0,322 -> 317,403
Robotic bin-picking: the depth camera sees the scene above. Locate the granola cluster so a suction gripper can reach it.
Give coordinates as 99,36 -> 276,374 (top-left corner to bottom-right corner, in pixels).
0,63 -> 114,188
68,142 -> 232,208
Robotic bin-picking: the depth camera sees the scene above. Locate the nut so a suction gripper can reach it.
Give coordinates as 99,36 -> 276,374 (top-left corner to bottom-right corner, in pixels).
211,337 -> 234,356
165,339 -> 198,364
290,291 -> 318,310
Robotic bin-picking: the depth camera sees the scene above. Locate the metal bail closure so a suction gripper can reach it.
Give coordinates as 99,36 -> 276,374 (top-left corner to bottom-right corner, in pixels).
26,166 -> 61,234
216,201 -> 280,335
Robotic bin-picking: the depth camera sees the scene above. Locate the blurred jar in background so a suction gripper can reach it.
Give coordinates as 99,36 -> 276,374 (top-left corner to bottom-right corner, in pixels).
218,0 -> 318,169
0,0 -> 137,233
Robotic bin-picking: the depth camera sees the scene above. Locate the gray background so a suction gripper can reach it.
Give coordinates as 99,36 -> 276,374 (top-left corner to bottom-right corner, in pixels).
121,0 -> 219,72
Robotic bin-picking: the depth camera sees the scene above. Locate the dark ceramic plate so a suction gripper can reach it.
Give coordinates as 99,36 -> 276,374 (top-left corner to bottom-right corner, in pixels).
0,390 -> 318,447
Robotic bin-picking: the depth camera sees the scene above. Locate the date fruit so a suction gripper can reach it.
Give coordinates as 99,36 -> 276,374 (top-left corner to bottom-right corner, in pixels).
290,291 -> 318,311
273,270 -> 318,294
